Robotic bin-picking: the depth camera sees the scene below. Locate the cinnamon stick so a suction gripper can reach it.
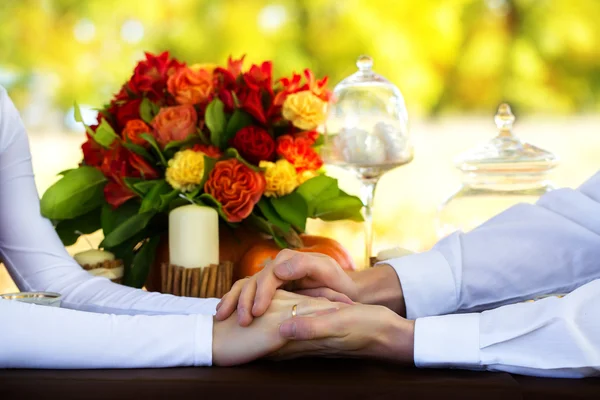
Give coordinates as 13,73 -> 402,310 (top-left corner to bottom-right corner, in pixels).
207,264 -> 218,298
191,268 -> 200,297
173,266 -> 182,296
216,264 -> 223,298
200,267 -> 209,298
160,262 -> 167,293
181,267 -> 188,297
166,263 -> 174,293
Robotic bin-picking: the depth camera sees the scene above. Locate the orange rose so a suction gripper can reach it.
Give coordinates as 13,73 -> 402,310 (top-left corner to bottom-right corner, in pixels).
167,66 -> 214,105
204,159 -> 265,223
151,104 -> 198,147
276,134 -> 323,172
122,119 -> 151,146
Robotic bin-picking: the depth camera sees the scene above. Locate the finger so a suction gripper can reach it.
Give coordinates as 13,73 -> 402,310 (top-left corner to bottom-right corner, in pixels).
215,279 -> 247,321
252,262 -> 288,317
237,278 -> 258,326
279,308 -> 346,340
295,288 -> 354,305
273,253 -> 358,299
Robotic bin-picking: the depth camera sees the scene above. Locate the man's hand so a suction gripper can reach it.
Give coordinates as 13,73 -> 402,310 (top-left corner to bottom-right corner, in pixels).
215,249 -> 407,326
272,303 -> 415,363
216,250 -> 358,326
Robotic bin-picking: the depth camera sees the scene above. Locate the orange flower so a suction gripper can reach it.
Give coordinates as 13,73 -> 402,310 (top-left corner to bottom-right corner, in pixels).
151,105 -> 198,147
122,119 -> 151,146
204,159 -> 265,223
167,66 -> 214,105
276,134 -> 323,172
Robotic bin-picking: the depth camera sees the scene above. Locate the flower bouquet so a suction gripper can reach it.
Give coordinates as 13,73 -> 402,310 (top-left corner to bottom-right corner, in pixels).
40,52 -> 363,288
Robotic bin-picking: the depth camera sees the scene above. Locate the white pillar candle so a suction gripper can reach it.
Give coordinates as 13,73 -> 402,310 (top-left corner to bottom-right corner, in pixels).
73,249 -> 115,266
169,204 -> 219,269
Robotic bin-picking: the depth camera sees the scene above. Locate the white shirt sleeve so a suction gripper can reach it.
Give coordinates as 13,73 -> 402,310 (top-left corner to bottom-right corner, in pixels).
0,86 -> 216,368
385,170 -> 600,377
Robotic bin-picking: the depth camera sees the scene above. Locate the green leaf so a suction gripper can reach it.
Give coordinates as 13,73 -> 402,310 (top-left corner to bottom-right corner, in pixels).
247,214 -> 287,248
197,193 -> 229,221
199,155 -> 217,189
57,168 -> 75,176
139,97 -> 160,124
312,134 -> 324,147
100,201 -> 140,237
206,98 -> 227,148
130,179 -> 162,196
54,208 -> 102,246
122,141 -> 155,162
139,180 -> 172,214
101,211 -> 156,248
223,148 -> 263,172
93,119 -> 119,148
257,199 -> 290,233
270,192 -> 308,232
163,135 -> 202,153
140,133 -> 167,165
40,166 -> 107,220
223,109 -> 253,146
73,102 -> 95,136
123,236 -> 160,288
296,175 -> 339,217
159,189 -> 180,211
314,196 -> 364,222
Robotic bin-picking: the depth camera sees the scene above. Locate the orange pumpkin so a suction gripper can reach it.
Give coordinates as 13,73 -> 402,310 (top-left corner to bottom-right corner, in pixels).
236,234 -> 356,280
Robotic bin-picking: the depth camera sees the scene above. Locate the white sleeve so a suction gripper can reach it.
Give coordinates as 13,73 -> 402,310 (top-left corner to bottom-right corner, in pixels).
414,279 -> 600,378
386,170 -> 600,318
0,298 -> 213,368
0,85 -> 218,317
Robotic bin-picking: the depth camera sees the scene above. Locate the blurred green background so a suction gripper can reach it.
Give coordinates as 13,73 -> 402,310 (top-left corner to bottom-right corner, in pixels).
1,0 -> 600,292
3,0 -> 600,118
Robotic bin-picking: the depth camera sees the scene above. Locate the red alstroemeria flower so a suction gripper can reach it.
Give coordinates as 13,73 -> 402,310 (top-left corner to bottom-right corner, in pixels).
274,69 -> 331,107
244,61 -> 273,95
128,51 -> 185,102
237,88 -> 267,125
191,144 -> 222,159
107,98 -> 142,132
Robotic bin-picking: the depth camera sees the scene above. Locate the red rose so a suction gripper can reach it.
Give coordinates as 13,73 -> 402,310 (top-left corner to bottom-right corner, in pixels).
122,119 -> 151,146
204,159 -> 265,223
276,134 -> 323,172
151,104 -> 198,147
108,98 -> 142,131
191,144 -> 222,159
128,51 -> 184,102
243,61 -> 273,95
230,126 -> 275,165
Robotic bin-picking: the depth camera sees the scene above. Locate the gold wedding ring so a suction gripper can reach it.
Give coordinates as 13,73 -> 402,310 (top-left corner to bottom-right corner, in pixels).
291,304 -> 298,318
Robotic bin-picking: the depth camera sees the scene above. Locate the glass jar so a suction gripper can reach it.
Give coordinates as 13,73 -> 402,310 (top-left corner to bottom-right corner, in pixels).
436,103 -> 559,238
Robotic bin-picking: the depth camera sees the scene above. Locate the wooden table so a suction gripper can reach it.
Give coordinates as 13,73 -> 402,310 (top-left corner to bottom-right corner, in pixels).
1,359 -> 599,399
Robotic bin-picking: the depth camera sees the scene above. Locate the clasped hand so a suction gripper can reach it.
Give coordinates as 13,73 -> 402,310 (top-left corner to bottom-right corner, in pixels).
214,250 -> 415,365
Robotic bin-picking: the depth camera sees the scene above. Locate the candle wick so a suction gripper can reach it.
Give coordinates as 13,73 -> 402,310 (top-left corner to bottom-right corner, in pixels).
75,231 -> 95,250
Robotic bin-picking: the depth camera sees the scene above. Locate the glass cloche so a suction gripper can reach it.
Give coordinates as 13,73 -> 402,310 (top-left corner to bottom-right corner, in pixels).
323,55 -> 413,268
436,103 -> 559,238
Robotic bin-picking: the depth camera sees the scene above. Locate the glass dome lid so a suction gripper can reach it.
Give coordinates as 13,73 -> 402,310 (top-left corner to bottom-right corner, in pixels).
325,55 -> 411,166
455,103 -> 559,178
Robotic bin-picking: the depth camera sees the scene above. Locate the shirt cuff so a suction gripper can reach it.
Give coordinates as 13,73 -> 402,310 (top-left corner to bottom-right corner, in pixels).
414,313 -> 482,370
193,314 -> 214,366
381,250 -> 457,319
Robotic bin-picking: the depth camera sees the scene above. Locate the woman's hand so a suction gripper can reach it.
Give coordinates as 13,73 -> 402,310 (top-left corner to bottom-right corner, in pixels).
212,290 -> 348,366
272,304 -> 415,364
215,250 -> 358,326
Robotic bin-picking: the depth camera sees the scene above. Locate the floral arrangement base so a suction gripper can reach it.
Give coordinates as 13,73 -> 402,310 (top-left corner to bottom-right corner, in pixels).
160,261 -> 233,298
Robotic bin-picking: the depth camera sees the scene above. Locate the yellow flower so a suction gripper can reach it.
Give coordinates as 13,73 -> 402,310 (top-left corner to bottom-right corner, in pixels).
282,90 -> 327,131
166,149 -> 205,192
297,170 -> 318,185
260,159 -> 299,197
